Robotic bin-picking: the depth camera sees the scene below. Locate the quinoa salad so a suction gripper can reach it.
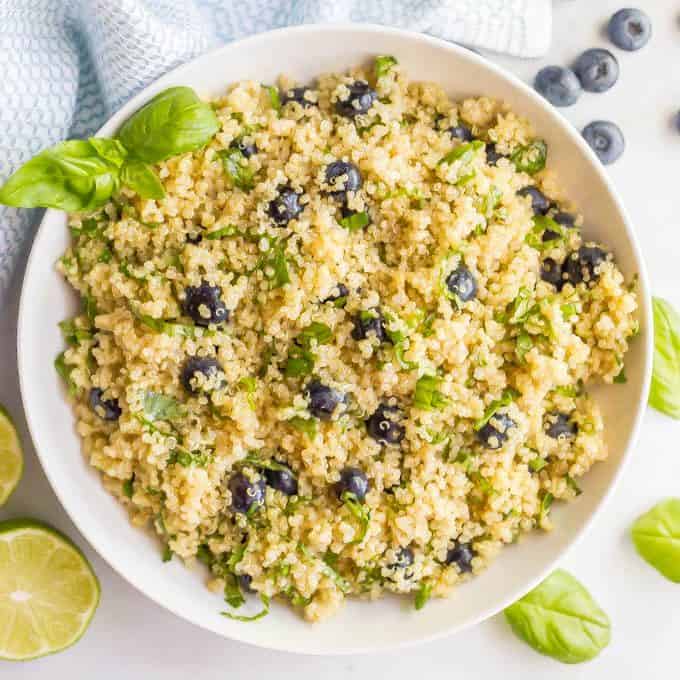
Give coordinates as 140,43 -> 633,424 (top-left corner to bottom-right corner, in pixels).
54,57 -> 639,622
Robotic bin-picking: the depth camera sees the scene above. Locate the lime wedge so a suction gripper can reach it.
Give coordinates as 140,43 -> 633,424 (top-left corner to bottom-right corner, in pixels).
0,519 -> 100,660
0,405 -> 23,506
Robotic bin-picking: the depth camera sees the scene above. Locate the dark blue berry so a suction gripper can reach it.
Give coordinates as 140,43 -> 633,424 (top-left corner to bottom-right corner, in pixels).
238,573 -> 255,593
608,8 -> 651,51
517,186 -> 551,215
186,231 -> 203,244
322,283 -> 349,304
485,143 -> 503,166
335,81 -> 378,118
563,245 -> 609,286
264,463 -> 298,496
181,356 -> 224,394
445,265 -> 477,303
477,412 -> 515,449
281,86 -> 317,109
582,121 -> 625,165
228,472 -> 265,514
351,309 -> 388,342
449,124 -> 473,141
336,466 -> 369,502
325,161 -> 362,201
183,280 -> 229,327
445,541 -> 475,573
268,187 -> 303,226
540,258 -> 564,290
553,211 -> 576,228
534,66 -> 582,107
389,547 -> 414,569
366,403 -> 405,446
544,412 -> 578,439
573,49 -> 619,93
231,138 -> 257,158
305,380 -> 345,420
89,388 -> 121,421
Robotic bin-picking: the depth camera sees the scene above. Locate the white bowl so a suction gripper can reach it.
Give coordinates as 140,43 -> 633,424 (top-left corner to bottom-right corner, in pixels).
18,24 -> 652,654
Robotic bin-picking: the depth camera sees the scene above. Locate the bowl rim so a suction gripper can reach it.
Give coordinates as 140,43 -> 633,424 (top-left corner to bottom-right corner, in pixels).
17,22 -> 653,655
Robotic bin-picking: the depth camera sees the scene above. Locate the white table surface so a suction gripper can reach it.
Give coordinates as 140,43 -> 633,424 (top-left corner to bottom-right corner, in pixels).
3,1 -> 679,677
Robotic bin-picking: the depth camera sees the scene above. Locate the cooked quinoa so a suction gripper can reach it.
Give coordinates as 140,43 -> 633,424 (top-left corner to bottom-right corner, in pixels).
56,58 -> 638,622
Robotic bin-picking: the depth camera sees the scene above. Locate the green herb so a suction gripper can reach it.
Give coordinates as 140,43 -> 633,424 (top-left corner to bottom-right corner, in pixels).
554,383 -> 581,398
503,569 -> 611,664
222,595 -> 271,622
142,391 -> 185,421
561,303 -> 577,320
510,139 -> 547,175
122,476 -> 134,498
565,475 -> 582,496
341,491 -> 371,544
196,544 -> 213,566
439,140 -> 484,165
631,498 -> 680,583
288,416 -> 318,439
205,224 -> 242,239
130,306 -> 198,338
298,322 -> 332,347
474,388 -> 519,430
529,457 -> 547,473
118,86 -> 219,163
120,160 -> 166,199
257,238 -> 290,289
375,55 -> 398,78
263,85 -> 281,113
167,448 -> 209,468
119,259 -> 147,280
419,311 -> 436,337
414,582 -> 432,610
613,367 -> 627,384
223,574 -> 246,609
482,185 -> 502,217
258,344 -> 275,378
218,148 -> 255,191
338,210 -> 370,231
238,377 -> 257,410
284,345 -> 315,378
508,287 -> 537,324
649,297 -> 680,418
413,374 -> 449,411
58,319 -> 92,346
243,454 -> 291,474
525,215 -> 565,250
515,330 -> 533,362
538,492 -> 554,523
162,544 -> 173,563
97,246 -> 113,264
54,352 -> 77,396
284,495 -> 312,516
88,137 -> 128,167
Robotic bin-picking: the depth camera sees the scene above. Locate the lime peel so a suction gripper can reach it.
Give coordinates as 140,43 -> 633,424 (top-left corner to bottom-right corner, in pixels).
0,404 -> 23,506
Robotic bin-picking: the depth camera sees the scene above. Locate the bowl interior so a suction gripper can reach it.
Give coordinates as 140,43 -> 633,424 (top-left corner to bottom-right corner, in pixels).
17,25 -> 651,654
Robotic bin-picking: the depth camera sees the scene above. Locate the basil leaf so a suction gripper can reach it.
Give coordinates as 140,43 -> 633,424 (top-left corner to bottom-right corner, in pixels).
205,224 -> 242,240
414,582 -> 432,610
54,352 -> 77,396
375,55 -> 398,78
122,476 -> 134,498
511,139 -> 547,175
413,374 -> 449,411
218,148 -> 255,191
504,569 -> 611,664
631,498 -> 680,582
341,491 -> 370,545
515,330 -> 533,362
120,160 -> 165,199
284,345 -> 315,378
88,138 -> 128,167
439,140 -> 484,165
142,391 -> 185,421
474,388 -> 519,430
288,416 -> 318,439
298,322 -> 332,347
650,297 -> 680,419
0,139 -> 120,210
118,86 -> 220,163
263,85 -> 281,113
525,215 -> 565,250
338,211 -> 370,231
257,238 -> 290,289
221,595 -> 270,622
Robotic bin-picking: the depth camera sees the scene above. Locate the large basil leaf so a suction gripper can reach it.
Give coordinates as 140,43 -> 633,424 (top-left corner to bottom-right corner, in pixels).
504,569 -> 611,664
0,139 -> 121,210
631,498 -> 680,582
118,86 -> 220,163
121,160 -> 165,199
650,297 -> 680,419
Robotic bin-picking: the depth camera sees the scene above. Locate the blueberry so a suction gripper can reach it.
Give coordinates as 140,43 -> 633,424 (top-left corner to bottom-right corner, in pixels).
476,412 -> 515,449
281,86 -> 317,109
389,547 -> 414,569
534,66 -> 582,107
264,462 -> 298,496
445,265 -> 477,303
517,186 -> 551,215
563,245 -> 609,286
89,388 -> 121,421
305,380 -> 345,420
181,356 -> 224,394
335,81 -> 378,118
268,187 -> 303,226
485,143 -> 503,166
183,280 -> 229,327
544,412 -> 578,439
336,466 -> 369,502
238,573 -> 255,593
366,403 -> 405,446
445,541 -> 475,573
351,309 -> 388,342
322,283 -> 349,304
186,231 -> 203,244
449,124 -> 473,141
582,121 -> 625,165
553,211 -> 576,228
573,49 -> 619,93
325,161 -> 362,201
608,8 -> 651,51
229,471 -> 265,514
231,138 -> 257,158
540,258 -> 564,289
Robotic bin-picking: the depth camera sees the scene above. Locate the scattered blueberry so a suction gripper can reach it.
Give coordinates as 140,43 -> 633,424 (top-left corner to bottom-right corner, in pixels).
534,65 -> 582,107
540,258 -> 564,290
281,86 -> 317,108
336,466 -> 369,502
485,143 -> 504,166
582,120 -> 625,165
181,356 -> 224,394
322,283 -> 349,304
477,412 -> 515,449
553,211 -> 576,228
325,161 -> 362,201
238,573 -> 255,593
608,8 -> 652,51
305,380 -> 346,420
517,186 -> 551,215
389,547 -> 414,570
573,48 -> 619,93
229,472 -> 266,514
445,541 -> 475,573
231,138 -> 257,158
335,81 -> 378,118
448,124 -> 474,141
186,230 -> 203,244
563,245 -> 609,286
445,265 -> 477,303
183,280 -> 229,327
544,412 -> 578,439
264,462 -> 299,496
268,187 -> 303,226
366,403 -> 405,446
351,309 -> 388,342
89,388 -> 121,421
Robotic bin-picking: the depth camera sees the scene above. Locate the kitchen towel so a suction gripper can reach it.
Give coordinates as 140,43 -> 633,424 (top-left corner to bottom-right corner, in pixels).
0,0 -> 551,298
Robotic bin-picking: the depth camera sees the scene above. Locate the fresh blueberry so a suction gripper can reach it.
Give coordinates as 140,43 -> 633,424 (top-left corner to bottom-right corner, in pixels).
268,187 -> 303,226
183,280 -> 229,327
563,245 -> 609,286
281,86 -> 317,109
366,403 -> 405,446
325,161 -> 362,201
573,49 -> 619,93
335,81 -> 378,118
544,412 -> 578,439
582,121 -> 625,165
608,8 -> 652,51
186,231 -> 203,244
534,66 -> 582,107
264,462 -> 298,496
476,412 -> 515,449
89,388 -> 121,421
322,283 -> 349,304
553,211 -> 576,228
336,466 -> 369,502
448,124 -> 473,141
231,138 -> 257,158
305,380 -> 346,420
485,143 -> 503,166
445,265 -> 477,303
517,186 -> 551,215
445,541 -> 475,573
389,547 -> 414,569
351,309 -> 388,342
181,356 -> 224,394
540,258 -> 564,289
229,472 -> 265,514
238,573 -> 255,593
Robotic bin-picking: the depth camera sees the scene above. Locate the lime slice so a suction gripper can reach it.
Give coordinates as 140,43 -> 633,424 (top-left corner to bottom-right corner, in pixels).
0,519 -> 100,661
0,405 -> 23,506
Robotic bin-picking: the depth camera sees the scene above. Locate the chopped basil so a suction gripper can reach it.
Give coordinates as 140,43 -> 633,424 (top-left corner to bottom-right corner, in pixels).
263,84 -> 281,113
539,491 -> 554,523
122,475 -> 134,498
375,55 -> 398,78
341,491 -> 371,545
510,139 -> 547,175
474,388 -> 519,430
439,140 -> 484,165
222,595 -> 271,622
257,238 -> 290,289
58,319 -> 92,346
298,322 -> 333,346
565,475 -> 582,496
288,416 -> 318,439
515,330 -> 533,362
204,224 -> 242,239
54,352 -> 77,396
613,367 -> 627,384
162,544 -> 173,562
508,287 -> 538,324
82,294 -> 99,324
529,457 -> 547,473
218,148 -> 255,191
414,581 -> 432,610
338,210 -> 370,231
413,374 -> 449,411
526,215 -> 566,250
284,345 -> 315,378
142,391 -> 185,422
238,377 -> 257,409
